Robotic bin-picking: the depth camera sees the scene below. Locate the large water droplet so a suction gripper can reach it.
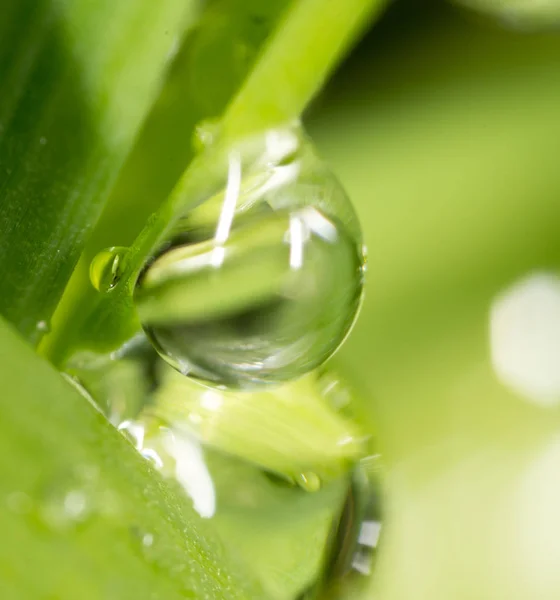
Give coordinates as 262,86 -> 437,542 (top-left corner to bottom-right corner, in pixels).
134,126 -> 365,389
90,246 -> 127,292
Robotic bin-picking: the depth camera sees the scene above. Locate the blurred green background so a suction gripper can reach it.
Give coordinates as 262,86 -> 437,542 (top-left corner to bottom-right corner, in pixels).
4,0 -> 560,598
307,1 -> 560,598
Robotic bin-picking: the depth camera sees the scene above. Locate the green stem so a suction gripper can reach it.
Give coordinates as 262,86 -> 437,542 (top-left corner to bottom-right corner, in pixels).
221,0 -> 386,139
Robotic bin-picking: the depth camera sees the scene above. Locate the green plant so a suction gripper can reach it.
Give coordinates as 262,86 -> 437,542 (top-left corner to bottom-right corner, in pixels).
0,1 -> 384,598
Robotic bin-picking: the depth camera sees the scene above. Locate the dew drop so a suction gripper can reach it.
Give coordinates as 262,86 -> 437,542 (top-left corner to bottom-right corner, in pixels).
140,447 -> 164,469
90,246 -> 127,292
192,119 -> 220,152
134,126 -> 365,389
296,471 -> 321,492
36,320 -> 50,334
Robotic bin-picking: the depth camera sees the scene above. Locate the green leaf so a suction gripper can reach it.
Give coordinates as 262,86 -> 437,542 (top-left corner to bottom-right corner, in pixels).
0,0 -> 196,344
0,315 -> 266,599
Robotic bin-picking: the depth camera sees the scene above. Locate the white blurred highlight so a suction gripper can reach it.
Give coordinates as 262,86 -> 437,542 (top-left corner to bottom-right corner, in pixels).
490,272 -> 560,406
163,430 -> 216,519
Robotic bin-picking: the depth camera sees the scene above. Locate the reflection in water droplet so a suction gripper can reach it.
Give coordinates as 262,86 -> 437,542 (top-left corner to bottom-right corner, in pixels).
490,272 -> 560,405
89,246 -> 127,292
143,532 -> 155,547
134,126 -> 365,389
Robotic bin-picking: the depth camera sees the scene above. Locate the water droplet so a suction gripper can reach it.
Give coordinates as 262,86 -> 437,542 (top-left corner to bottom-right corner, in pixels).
142,532 -> 154,547
118,419 -> 146,449
89,246 -> 127,292
296,471 -> 321,492
134,126 -> 365,389
140,448 -> 164,469
192,119 -> 220,152
39,136 -> 47,145
36,320 -> 50,334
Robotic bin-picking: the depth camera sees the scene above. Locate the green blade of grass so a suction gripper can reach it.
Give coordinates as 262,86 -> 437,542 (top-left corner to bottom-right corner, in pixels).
0,315 -> 266,599
0,0 -> 196,344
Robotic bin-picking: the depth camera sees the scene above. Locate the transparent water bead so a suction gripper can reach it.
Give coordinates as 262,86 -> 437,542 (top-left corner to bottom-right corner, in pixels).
134,126 -> 365,388
90,246 -> 127,292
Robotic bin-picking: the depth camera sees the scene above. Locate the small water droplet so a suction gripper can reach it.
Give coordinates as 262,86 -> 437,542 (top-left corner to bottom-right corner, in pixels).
36,320 -> 50,334
192,119 -> 220,152
134,126 -> 364,389
142,532 -> 154,547
39,136 -> 47,145
118,419 -> 145,449
296,471 -> 321,492
141,448 -> 164,469
89,246 -> 127,292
